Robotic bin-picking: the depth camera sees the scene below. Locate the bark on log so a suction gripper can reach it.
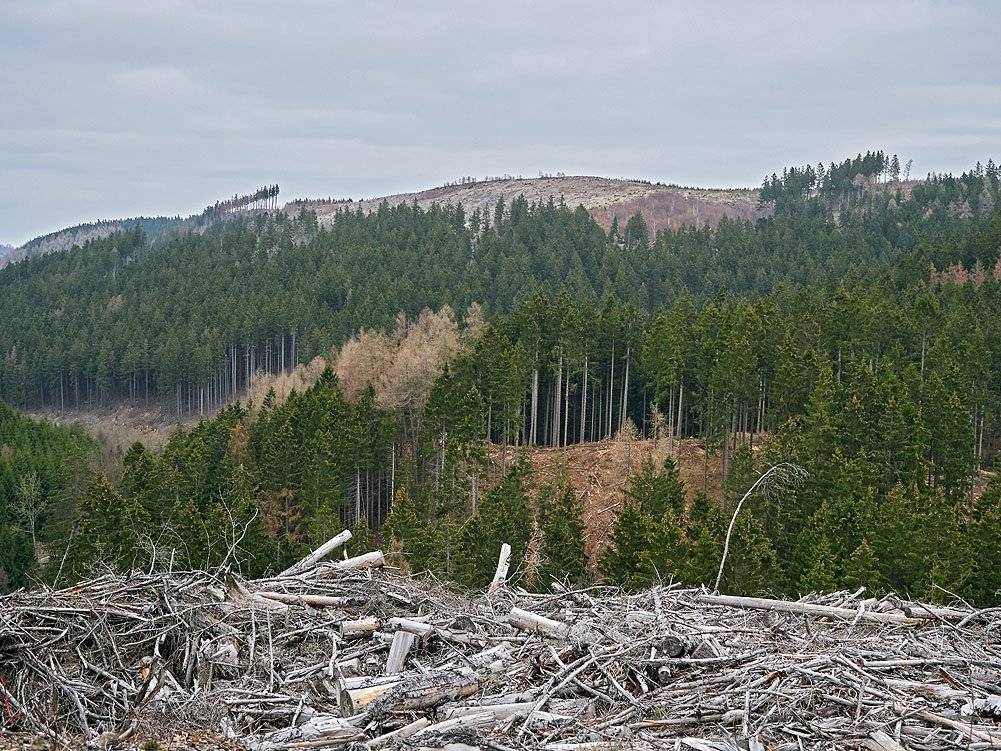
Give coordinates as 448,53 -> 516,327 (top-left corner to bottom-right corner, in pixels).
357,669 -> 479,715
339,679 -> 402,712
337,675 -> 402,691
257,592 -> 352,608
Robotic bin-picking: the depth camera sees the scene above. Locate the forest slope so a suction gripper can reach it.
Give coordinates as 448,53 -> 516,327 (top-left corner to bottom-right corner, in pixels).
5,151 -> 1001,607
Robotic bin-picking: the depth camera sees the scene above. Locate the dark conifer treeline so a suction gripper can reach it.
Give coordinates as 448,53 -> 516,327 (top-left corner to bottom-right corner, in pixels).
0,403 -> 94,589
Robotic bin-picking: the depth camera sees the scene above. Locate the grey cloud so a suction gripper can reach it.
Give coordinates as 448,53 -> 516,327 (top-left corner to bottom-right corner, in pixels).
1,0 -> 999,244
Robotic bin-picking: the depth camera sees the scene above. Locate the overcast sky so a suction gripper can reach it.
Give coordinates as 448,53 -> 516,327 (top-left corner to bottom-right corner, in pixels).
2,1 -> 999,245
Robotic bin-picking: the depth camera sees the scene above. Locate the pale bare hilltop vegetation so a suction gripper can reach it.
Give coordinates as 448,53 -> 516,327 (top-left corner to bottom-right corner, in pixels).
291,175 -> 769,233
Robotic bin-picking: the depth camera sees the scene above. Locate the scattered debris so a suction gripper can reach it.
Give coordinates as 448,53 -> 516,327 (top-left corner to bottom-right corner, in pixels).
2,532 -> 1001,750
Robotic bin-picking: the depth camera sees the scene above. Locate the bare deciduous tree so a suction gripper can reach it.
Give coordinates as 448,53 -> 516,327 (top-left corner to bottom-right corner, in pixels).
12,472 -> 45,549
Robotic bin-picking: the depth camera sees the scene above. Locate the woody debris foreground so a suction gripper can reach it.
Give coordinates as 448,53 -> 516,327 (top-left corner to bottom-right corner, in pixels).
2,531 -> 1001,750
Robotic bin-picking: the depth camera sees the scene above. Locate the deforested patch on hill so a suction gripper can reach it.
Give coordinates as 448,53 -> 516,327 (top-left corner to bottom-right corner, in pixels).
491,437 -> 729,566
291,174 -> 768,234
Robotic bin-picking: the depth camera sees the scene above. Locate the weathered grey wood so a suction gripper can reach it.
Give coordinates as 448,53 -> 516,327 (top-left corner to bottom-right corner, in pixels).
4,549 -> 996,750
386,617 -> 434,637
863,730 -> 906,751
438,700 -> 536,720
489,543 -> 511,593
329,550 -> 385,571
279,529 -> 352,576
257,591 -> 352,607
364,717 -> 430,749
224,573 -> 287,612
509,607 -> 570,639
699,593 -> 922,626
385,630 -> 416,675
339,617 -> 381,639
411,710 -> 496,739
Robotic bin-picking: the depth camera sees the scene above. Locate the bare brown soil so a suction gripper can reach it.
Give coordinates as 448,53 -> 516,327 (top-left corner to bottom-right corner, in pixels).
490,437 -> 725,563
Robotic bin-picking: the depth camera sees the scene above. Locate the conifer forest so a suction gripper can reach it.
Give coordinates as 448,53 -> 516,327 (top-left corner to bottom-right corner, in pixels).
3,152 -> 1001,608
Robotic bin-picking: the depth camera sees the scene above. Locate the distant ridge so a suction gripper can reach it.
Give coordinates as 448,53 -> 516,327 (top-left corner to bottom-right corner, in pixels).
3,176 -> 764,270
2,184 -> 282,269
289,175 -> 768,234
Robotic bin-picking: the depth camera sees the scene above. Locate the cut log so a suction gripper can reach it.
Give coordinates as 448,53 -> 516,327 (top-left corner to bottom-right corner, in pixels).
385,630 -> 416,675
340,617 -> 381,639
339,678 -> 402,712
698,594 -> 922,626
466,643 -> 513,671
279,529 -> 352,577
357,669 -> 479,714
510,607 -> 570,639
365,717 -> 431,749
257,592 -> 352,608
410,710 -> 496,739
439,700 -> 536,720
386,617 -> 434,637
326,550 -> 385,572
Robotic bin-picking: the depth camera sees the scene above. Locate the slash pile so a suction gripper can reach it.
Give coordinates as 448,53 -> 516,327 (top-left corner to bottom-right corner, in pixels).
2,533 -> 1001,750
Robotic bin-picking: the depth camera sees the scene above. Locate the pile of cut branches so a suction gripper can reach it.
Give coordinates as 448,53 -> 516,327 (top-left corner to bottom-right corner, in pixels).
2,532 -> 1001,750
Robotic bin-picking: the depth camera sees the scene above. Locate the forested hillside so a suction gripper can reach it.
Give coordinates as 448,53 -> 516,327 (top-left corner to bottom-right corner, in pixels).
1,153 -> 997,413
3,152 -> 1001,604
0,184 -> 280,270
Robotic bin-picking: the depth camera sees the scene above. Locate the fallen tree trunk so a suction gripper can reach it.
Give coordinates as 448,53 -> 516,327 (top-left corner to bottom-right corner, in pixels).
509,607 -> 570,639
698,593 -> 923,626
258,591 -> 353,608
280,529 -> 352,577
385,616 -> 434,637
322,550 -> 385,573
356,669 -> 479,715
340,617 -> 381,639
